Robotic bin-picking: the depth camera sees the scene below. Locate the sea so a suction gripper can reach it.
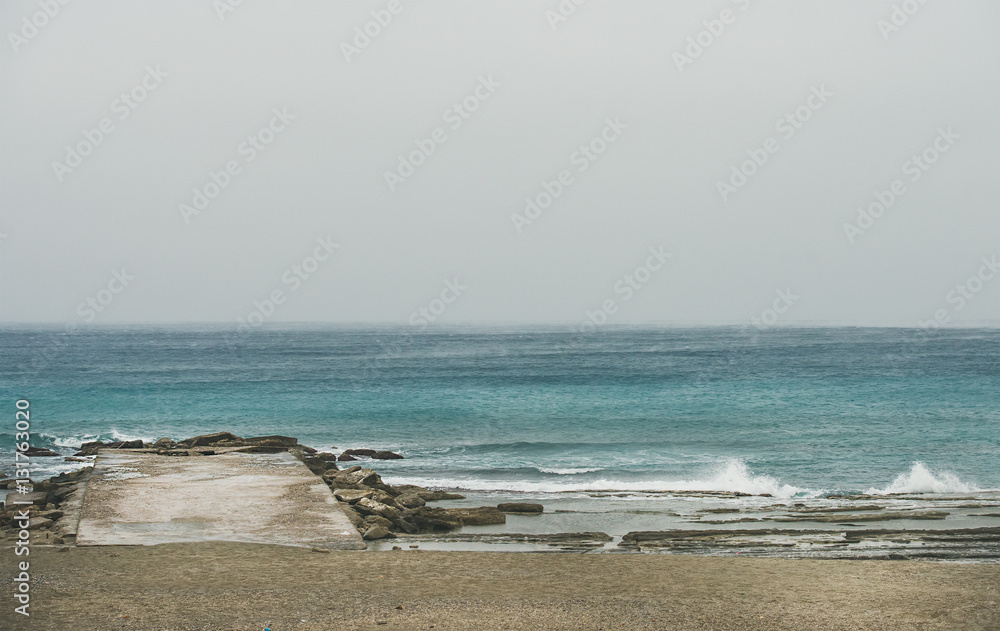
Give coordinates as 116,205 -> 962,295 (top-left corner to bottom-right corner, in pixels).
2,325 -> 998,558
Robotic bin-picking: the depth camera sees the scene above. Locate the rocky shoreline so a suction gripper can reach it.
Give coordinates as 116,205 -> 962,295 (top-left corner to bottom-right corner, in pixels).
4,431 -> 1000,561
1,431 -> 547,545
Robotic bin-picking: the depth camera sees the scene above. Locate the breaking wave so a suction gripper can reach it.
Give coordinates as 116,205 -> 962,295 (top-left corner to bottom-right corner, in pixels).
387,459 -> 808,498
867,462 -> 980,494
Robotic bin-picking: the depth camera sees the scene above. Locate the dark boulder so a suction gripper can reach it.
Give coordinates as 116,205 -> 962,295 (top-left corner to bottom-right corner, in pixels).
372,450 -> 404,460
302,456 -> 334,475
395,493 -> 426,509
245,435 -> 298,447
24,447 -> 61,457
74,441 -> 106,456
405,507 -> 462,532
419,490 -> 465,501
176,432 -> 242,448
115,439 -> 144,449
341,448 -> 378,458
362,524 -> 393,540
452,507 -> 506,526
337,453 -> 358,462
497,503 -> 543,514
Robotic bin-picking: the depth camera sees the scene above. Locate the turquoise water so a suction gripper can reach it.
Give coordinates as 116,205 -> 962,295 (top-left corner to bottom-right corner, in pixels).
2,325 -> 997,497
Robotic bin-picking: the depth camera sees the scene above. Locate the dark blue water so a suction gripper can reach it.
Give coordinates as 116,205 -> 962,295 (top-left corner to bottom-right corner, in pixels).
1,326 -> 997,496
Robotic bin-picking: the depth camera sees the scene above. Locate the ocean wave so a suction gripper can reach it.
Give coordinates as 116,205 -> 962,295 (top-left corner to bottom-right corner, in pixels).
867,462 -> 980,494
387,459 -> 809,498
38,433 -> 101,449
32,429 -> 155,450
109,428 -> 157,443
536,467 -> 604,475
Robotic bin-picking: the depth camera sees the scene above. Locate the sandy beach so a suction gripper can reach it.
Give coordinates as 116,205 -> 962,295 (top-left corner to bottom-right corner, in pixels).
2,542 -> 998,630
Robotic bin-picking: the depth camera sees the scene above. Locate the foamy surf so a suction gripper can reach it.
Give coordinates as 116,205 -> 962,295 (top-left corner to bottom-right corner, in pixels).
867,462 -> 981,495
387,459 -> 809,498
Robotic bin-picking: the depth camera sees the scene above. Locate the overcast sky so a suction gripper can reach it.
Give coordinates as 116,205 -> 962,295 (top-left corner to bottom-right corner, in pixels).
1,0 -> 997,327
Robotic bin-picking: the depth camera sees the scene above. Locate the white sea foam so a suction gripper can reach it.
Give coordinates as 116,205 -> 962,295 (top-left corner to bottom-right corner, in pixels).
867,462 -> 980,495
40,433 -> 101,449
109,428 -> 156,443
387,459 -> 807,498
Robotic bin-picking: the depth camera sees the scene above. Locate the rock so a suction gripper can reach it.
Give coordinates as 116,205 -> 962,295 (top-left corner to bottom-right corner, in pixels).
17,491 -> 49,506
115,439 -> 144,449
331,467 -> 382,489
406,507 -> 462,532
39,510 -> 64,520
74,441 -> 106,456
497,503 -> 543,514
342,448 -> 378,458
355,498 -> 400,522
362,524 -> 393,540
24,447 -> 61,457
311,547 -> 331,553
409,545 -> 419,549
302,456 -> 333,475
152,438 -> 176,448
452,507 -> 506,526
372,450 -> 404,460
244,435 -> 298,447
340,506 -> 365,529
315,452 -> 338,462
395,493 -> 426,509
363,515 -> 394,530
419,490 -> 465,501
392,545 -> 401,550
63,457 -> 88,462
176,432 -> 241,448
337,453 -> 358,462
333,488 -> 373,503
27,517 -> 53,530
371,490 -> 401,509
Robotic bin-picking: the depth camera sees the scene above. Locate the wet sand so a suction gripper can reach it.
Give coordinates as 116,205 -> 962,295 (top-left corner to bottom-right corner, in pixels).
2,542 -> 998,630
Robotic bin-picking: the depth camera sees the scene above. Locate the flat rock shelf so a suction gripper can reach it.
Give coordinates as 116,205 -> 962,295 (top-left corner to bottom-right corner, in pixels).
76,449 -> 365,549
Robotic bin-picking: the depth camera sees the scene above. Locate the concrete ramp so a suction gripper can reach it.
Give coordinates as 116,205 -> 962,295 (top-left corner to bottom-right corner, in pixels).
77,450 -> 365,549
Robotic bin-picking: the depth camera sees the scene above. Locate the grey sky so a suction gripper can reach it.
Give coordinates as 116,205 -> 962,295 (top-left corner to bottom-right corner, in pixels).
1,0 -> 997,327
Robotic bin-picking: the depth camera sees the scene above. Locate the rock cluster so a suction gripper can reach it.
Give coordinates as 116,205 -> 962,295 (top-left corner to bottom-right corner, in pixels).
0,467 -> 90,545
316,465 -> 509,539
6,431 -> 508,544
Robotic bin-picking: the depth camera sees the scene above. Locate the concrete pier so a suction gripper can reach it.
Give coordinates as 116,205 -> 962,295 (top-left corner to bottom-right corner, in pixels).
76,450 -> 365,549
